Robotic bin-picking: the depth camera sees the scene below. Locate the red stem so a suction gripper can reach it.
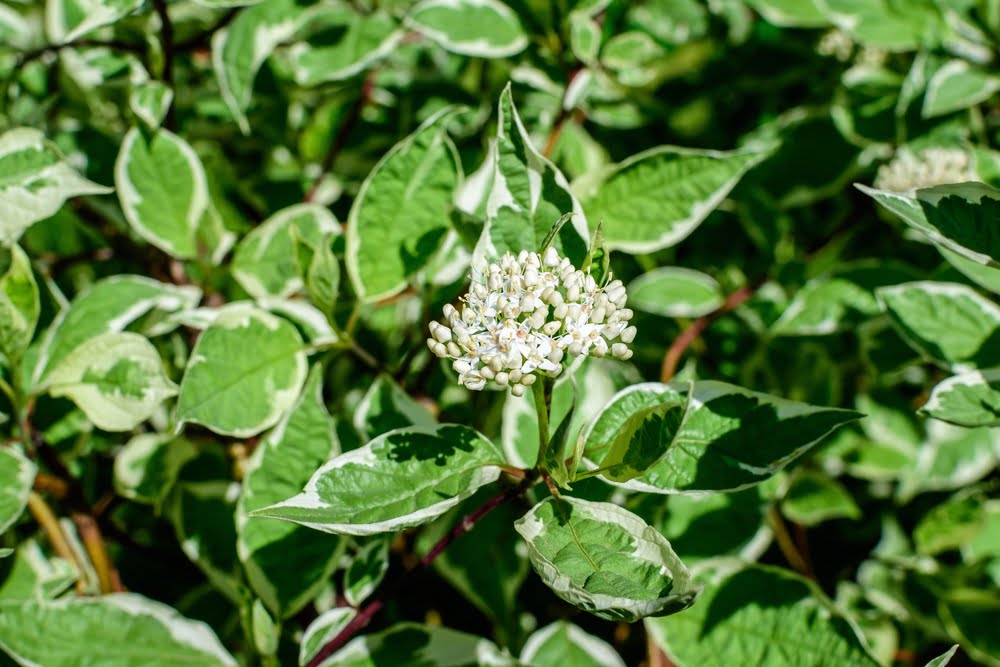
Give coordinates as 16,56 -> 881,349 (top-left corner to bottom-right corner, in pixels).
304,481 -> 528,667
660,282 -> 758,382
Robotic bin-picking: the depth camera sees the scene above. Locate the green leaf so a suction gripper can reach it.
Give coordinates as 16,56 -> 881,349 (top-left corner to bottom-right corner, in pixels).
232,203 -> 341,299
115,128 -> 211,259
304,233 -> 340,318
171,472 -> 243,603
923,60 -> 1000,118
637,487 -> 771,565
250,599 -> 278,658
45,0 -> 143,43
0,244 -> 39,363
582,221 -> 610,286
502,357 -> 640,469
0,128 -> 111,246
569,12 -> 602,64
300,608 -> 356,666
237,366 -> 344,618
577,145 -> 770,254
877,281 -> 1000,369
646,565 -> 880,667
353,374 -> 436,443
44,332 -> 178,432
0,593 -> 237,666
543,384 -> 576,487
745,0 -> 826,26
31,275 -> 200,387
212,0 -> 313,133
0,540 -> 77,601
252,424 -> 505,535
520,621 -> 625,667
923,369 -> 1000,427
113,433 -> 198,507
343,537 -> 390,607
924,646 -> 960,667
858,183 -> 1000,268
316,623 -> 513,666
584,382 -> 861,493
597,399 -> 688,483
407,0 -> 528,58
939,589 -> 1000,667
514,496 -> 698,622
940,246 -> 1000,295
627,268 -> 723,318
914,493 -> 986,556
816,0 -> 941,52
782,470 -> 861,526
176,304 -> 307,437
769,263 -> 912,336
289,11 -> 401,87
0,447 -> 34,535
129,80 -> 173,130
345,108 -> 460,302
897,421 -> 1000,499
477,84 -> 589,267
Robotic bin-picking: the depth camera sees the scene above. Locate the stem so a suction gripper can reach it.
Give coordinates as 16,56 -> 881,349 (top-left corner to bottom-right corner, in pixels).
27,493 -> 88,593
767,506 -> 814,579
304,481 -> 531,667
303,73 -> 376,203
532,379 -> 551,469
660,282 -> 758,382
542,68 -> 583,159
27,427 -> 123,593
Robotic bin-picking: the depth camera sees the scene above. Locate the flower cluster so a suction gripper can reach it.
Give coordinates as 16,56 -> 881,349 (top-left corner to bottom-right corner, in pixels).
875,147 -> 977,195
427,247 -> 636,395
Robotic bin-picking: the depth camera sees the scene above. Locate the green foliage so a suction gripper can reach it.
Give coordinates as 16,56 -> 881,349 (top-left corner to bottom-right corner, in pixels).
1,0 -> 998,665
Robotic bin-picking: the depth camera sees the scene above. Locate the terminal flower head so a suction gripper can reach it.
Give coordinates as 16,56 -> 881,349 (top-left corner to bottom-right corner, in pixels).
427,247 -> 635,396
874,147 -> 977,195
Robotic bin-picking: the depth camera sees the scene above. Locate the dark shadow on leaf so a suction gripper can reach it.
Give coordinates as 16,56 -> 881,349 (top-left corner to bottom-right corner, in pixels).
383,425 -> 477,466
699,568 -> 808,638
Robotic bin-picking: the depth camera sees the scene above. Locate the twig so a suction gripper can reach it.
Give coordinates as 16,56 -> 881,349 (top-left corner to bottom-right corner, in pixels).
303,73 -> 376,203
304,479 -> 533,667
767,506 -> 814,579
151,0 -> 176,130
27,493 -> 88,594
28,428 -> 123,593
660,282 -> 759,382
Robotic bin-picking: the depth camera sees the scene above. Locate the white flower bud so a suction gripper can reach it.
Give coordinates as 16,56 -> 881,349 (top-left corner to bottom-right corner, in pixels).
543,246 -> 560,266
621,326 -> 637,343
548,347 -> 564,364
453,360 -> 471,373
433,342 -> 448,357
511,383 -> 525,397
447,342 -> 461,357
543,321 -> 561,335
509,369 -> 523,383
612,343 -> 630,358
554,304 -> 568,320
568,342 -> 583,356
495,371 -> 509,385
489,356 -> 503,373
521,373 -> 537,386
481,366 -> 495,380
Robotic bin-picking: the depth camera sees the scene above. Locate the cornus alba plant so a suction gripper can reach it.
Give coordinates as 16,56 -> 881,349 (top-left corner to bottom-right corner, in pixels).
2,0 -> 998,666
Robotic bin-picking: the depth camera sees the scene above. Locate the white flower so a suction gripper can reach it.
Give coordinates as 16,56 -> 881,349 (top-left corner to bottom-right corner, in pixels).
428,248 -> 634,395
874,147 -> 978,195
